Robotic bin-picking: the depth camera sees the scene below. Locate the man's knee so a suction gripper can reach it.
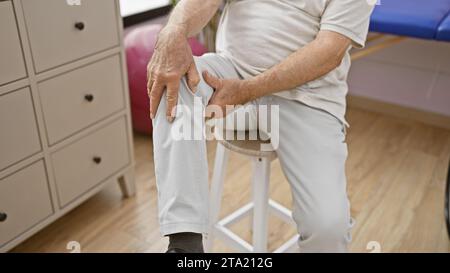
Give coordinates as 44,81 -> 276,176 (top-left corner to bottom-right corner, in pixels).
155,82 -> 204,139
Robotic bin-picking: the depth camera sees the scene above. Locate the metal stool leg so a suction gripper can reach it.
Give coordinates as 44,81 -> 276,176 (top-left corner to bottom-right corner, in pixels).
252,157 -> 271,252
205,143 -> 229,252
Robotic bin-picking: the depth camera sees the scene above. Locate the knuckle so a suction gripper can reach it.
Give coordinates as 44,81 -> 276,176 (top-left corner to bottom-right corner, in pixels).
165,72 -> 181,81
191,76 -> 200,85
166,93 -> 178,103
153,70 -> 165,79
150,91 -> 159,100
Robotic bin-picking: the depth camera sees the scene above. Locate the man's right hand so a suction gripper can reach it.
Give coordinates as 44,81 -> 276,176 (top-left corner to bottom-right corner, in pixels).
147,25 -> 200,122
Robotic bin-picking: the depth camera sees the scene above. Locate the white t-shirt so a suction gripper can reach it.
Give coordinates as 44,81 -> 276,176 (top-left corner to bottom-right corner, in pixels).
216,0 -> 375,125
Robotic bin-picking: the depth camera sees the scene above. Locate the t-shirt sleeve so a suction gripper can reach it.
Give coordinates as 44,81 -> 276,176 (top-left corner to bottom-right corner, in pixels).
320,0 -> 375,48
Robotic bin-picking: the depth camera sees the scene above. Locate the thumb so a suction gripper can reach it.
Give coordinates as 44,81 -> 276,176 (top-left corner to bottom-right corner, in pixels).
186,62 -> 200,93
202,71 -> 222,90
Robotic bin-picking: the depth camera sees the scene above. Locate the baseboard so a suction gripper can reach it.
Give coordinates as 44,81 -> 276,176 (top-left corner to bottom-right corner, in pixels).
347,95 -> 450,130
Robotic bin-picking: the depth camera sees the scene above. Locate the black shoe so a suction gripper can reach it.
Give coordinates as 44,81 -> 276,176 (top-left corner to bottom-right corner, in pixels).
166,247 -> 187,253
166,232 -> 204,253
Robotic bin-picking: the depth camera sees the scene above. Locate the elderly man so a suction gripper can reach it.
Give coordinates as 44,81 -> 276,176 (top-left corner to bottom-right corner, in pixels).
148,0 -> 374,253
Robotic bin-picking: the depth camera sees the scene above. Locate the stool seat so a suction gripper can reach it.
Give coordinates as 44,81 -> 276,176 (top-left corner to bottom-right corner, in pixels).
216,129 -> 277,160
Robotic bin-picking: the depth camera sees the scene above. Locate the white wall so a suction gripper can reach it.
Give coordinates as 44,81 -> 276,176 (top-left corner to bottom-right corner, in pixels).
348,37 -> 450,116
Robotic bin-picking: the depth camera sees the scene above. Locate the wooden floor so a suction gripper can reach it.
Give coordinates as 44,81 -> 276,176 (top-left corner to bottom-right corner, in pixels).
12,107 -> 450,253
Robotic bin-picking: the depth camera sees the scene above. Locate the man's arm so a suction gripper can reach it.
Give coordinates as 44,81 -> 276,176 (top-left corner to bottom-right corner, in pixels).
203,30 -> 352,115
244,30 -> 351,100
166,0 -> 222,38
148,0 -> 222,121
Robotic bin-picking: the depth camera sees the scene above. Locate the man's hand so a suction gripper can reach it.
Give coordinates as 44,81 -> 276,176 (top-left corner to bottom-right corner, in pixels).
147,26 -> 200,122
203,71 -> 252,119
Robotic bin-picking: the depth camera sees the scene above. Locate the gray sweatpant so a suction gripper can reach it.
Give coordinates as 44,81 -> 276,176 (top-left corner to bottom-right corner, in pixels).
153,53 -> 352,252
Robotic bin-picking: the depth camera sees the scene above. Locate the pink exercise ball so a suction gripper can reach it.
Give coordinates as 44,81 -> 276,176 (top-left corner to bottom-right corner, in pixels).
125,24 -> 207,135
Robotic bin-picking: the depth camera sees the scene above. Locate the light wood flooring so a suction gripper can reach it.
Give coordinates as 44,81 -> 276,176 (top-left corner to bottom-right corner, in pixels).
12,107 -> 450,253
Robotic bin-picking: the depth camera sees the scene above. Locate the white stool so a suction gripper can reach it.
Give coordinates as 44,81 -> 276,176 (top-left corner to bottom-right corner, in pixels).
205,130 -> 299,253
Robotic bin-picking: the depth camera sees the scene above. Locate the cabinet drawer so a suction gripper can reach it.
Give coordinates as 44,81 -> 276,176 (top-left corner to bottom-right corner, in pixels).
39,55 -> 125,145
0,161 -> 53,247
0,88 -> 41,171
21,0 -> 119,72
0,1 -> 27,85
51,118 -> 130,207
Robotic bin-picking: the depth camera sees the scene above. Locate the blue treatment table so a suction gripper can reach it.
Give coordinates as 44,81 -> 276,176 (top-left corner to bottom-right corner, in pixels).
370,0 -> 450,41
352,0 -> 450,61
351,0 -> 450,238
437,14 -> 450,41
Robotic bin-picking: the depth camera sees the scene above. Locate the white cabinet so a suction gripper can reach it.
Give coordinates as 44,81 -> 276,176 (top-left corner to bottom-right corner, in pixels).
0,0 -> 135,252
0,161 -> 53,247
38,55 -> 125,144
21,0 -> 120,72
0,88 -> 41,171
0,1 -> 27,85
52,118 -> 130,206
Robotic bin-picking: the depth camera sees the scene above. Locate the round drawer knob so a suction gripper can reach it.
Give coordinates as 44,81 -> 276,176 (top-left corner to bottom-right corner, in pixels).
75,22 -> 85,31
84,94 -> 94,102
0,212 -> 7,222
93,156 -> 102,164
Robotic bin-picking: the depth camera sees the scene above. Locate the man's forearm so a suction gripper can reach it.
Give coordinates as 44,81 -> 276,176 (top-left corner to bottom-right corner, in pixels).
166,0 -> 222,37
241,31 -> 351,102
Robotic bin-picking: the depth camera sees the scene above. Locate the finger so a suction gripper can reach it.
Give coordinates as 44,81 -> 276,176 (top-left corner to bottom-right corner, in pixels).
202,71 -> 222,90
207,91 -> 218,106
166,81 -> 180,123
146,60 -> 155,88
147,71 -> 154,98
149,81 -> 164,120
147,79 -> 154,118
205,104 -> 216,120
186,62 -> 200,93
206,103 -> 227,120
